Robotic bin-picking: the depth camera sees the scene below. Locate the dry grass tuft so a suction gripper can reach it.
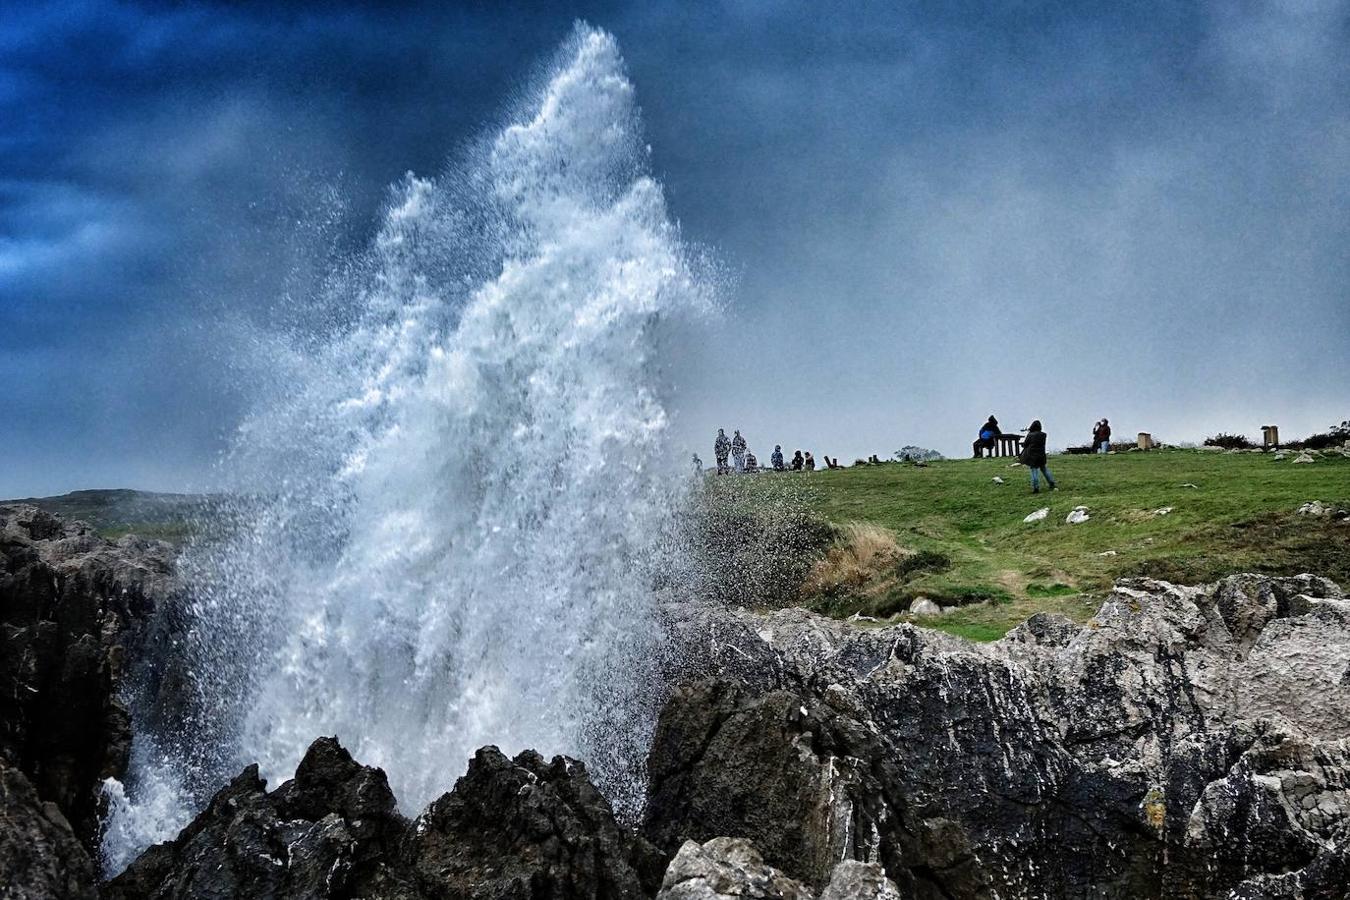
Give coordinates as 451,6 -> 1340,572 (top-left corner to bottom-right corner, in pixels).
801,522 -> 905,596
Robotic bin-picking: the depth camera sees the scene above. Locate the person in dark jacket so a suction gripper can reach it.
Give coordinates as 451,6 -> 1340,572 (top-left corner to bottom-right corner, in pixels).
1095,419 -> 1112,454
771,445 -> 785,471
791,450 -> 804,471
1019,420 -> 1056,493
714,429 -> 731,475
973,416 -> 1001,458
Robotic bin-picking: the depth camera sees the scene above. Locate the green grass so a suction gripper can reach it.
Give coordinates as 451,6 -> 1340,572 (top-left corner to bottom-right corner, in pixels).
721,448 -> 1350,640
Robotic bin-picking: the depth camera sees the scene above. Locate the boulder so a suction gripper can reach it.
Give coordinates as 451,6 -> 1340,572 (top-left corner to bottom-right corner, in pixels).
908,597 -> 942,616
656,838 -> 813,900
655,839 -> 901,900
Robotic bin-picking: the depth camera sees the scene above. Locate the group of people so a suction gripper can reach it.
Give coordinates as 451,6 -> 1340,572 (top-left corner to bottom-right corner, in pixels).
974,414 -> 1058,493
697,429 -> 839,476
973,413 -> 1119,492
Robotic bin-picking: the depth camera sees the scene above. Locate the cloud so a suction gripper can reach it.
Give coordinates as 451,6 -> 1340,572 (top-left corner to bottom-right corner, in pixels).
1,1 -> 1347,496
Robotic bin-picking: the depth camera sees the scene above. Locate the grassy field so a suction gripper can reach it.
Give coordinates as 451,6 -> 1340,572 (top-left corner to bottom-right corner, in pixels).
715,448 -> 1350,641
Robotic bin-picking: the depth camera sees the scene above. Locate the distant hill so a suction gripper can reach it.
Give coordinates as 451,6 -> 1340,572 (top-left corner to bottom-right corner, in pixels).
1,489 -> 217,543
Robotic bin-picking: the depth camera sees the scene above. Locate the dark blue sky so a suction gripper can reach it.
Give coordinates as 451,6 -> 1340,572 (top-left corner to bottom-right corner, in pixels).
3,1 -> 1348,496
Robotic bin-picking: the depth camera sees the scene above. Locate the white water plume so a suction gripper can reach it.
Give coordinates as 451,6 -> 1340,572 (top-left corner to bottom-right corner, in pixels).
103,24 -> 711,872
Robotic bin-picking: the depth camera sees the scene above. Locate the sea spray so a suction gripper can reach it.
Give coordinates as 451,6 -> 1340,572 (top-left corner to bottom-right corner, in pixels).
102,24 -> 712,872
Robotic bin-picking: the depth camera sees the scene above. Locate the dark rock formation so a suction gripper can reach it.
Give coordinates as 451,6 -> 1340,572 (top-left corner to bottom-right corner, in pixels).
0,504 -> 177,848
0,761 -> 99,900
648,575 -> 1350,898
107,737 -> 657,900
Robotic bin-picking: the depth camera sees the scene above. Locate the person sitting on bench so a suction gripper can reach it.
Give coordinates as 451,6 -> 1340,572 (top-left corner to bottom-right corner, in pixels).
973,416 -> 1001,458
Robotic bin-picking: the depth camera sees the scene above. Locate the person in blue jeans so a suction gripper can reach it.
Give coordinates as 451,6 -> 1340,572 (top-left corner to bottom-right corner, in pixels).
1019,420 -> 1057,493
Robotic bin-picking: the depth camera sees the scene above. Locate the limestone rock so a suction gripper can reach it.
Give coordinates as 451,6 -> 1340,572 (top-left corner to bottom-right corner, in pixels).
657,838 -> 814,899
653,573 -> 1350,898
1293,453 -> 1316,463
909,597 -> 941,616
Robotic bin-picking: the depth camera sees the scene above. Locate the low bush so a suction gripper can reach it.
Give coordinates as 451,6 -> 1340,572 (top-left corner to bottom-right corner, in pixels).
1286,419 -> 1350,451
1203,432 -> 1254,450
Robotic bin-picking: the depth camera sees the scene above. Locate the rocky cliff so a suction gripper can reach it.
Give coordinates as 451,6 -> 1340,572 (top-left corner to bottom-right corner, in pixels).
2,504 -> 1347,898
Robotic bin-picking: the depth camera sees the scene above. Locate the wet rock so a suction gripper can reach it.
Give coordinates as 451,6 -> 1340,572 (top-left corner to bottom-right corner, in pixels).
107,736 -> 651,900
0,504 -> 177,846
0,761 -> 99,900
409,745 -> 651,899
105,736 -> 408,900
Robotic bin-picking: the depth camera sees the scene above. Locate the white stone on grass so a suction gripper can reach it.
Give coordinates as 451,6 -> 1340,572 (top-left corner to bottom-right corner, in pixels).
1024,507 -> 1050,523
1066,506 -> 1090,525
908,597 -> 942,617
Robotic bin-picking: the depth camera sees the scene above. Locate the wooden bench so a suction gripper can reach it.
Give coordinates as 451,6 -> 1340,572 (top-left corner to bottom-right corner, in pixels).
973,434 -> 1022,458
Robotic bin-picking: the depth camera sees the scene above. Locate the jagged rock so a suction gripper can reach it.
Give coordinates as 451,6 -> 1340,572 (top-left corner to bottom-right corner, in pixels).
108,736 -> 653,900
1293,453 -> 1316,463
410,745 -> 653,899
655,839 -> 901,900
654,574 -> 1350,898
819,861 -> 902,900
656,838 -> 814,899
0,761 -> 99,900
106,736 -> 408,900
0,504 -> 177,847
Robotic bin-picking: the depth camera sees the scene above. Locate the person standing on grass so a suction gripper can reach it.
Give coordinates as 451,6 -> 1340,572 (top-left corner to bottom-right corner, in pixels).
771,445 -> 785,471
1019,419 -> 1057,493
731,430 -> 747,473
1096,418 -> 1112,454
714,428 -> 731,475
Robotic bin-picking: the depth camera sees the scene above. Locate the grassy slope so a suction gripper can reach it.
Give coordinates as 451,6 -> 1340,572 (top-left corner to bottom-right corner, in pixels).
750,449 -> 1350,640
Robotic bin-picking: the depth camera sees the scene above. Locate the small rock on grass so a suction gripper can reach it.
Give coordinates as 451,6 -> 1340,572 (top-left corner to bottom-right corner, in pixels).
1293,453 -> 1316,464
992,476 -> 1005,484
1023,507 -> 1049,523
909,597 -> 942,617
1098,550 -> 1118,557
1153,506 -> 1174,516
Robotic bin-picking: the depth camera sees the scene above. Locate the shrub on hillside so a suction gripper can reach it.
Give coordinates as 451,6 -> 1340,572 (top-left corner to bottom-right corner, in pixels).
1203,432 -> 1254,450
1287,419 -> 1350,451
